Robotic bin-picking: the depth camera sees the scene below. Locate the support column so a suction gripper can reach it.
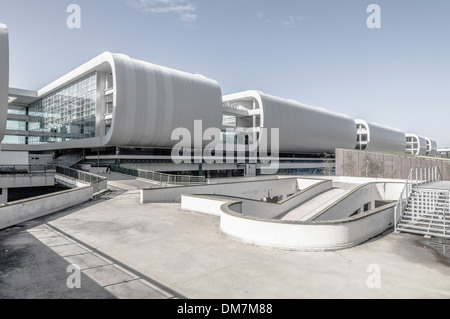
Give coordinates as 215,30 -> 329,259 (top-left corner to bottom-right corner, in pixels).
0,188 -> 7,205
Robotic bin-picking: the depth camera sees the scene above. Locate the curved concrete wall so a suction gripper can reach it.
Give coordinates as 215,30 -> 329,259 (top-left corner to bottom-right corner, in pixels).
178,180 -> 402,251
224,91 -> 357,153
0,24 -> 9,143
356,119 -> 406,154
181,179 -> 333,220
220,203 -> 395,251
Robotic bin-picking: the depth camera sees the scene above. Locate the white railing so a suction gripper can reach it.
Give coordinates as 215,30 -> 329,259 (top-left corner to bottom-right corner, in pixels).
395,166 -> 442,232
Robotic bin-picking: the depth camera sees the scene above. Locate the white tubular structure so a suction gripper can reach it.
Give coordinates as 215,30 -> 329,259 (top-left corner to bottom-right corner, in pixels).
222,90 -> 357,153
0,24 -> 9,143
355,119 -> 406,154
406,134 -> 428,156
5,52 -> 223,151
425,137 -> 438,157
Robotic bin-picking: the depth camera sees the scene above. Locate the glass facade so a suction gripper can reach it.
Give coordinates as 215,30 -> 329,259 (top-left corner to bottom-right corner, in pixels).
3,72 -> 98,145
26,72 -> 97,144
6,120 -> 26,131
7,108 -> 27,116
2,135 -> 26,144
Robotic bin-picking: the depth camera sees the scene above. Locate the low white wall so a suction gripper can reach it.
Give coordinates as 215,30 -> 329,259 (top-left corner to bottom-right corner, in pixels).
180,180 -> 332,220
55,173 -> 90,189
376,183 -> 405,201
0,186 -> 93,230
181,195 -> 229,217
220,203 -> 395,251
141,178 -> 308,203
0,173 -> 55,189
296,179 -> 323,190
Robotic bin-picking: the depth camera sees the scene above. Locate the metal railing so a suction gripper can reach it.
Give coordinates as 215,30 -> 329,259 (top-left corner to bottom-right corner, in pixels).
395,166 -> 443,233
0,165 -> 56,175
56,166 -> 107,194
111,165 -> 207,186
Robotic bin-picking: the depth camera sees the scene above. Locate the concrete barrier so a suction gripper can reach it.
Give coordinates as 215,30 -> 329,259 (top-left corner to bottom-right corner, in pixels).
220,202 -> 396,251
0,186 -> 93,230
55,173 -> 90,189
180,179 -> 332,219
0,173 -> 55,189
180,180 -> 402,251
141,178 -> 324,203
181,195 -> 229,217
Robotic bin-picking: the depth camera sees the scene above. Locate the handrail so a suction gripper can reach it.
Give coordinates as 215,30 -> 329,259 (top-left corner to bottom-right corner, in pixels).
395,166 -> 442,232
111,165 -> 208,186
56,165 -> 107,194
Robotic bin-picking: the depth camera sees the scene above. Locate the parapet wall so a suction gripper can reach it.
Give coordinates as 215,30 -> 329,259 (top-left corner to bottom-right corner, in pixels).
141,178 -> 324,203
0,186 -> 93,230
336,148 -> 450,180
179,180 -> 403,251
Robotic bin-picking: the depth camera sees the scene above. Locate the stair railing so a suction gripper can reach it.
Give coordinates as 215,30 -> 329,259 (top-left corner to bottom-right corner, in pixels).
395,167 -> 442,232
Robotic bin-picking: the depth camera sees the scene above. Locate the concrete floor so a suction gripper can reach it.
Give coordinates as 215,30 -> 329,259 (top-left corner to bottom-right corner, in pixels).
1,175 -> 450,299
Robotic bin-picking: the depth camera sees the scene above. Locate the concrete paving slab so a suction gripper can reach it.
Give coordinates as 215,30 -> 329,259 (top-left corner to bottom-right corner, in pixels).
39,236 -> 74,247
105,279 -> 168,299
28,229 -> 60,239
82,264 -> 138,287
65,253 -> 112,270
50,243 -> 91,257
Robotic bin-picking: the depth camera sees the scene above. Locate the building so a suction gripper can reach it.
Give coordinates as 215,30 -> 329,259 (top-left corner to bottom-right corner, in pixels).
0,24 -> 441,178
355,119 -> 406,154
406,134 -> 428,156
425,137 -> 438,157
222,90 -> 357,154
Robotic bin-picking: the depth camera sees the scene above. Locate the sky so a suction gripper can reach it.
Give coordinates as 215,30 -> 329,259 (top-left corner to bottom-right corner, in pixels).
1,0 -> 449,147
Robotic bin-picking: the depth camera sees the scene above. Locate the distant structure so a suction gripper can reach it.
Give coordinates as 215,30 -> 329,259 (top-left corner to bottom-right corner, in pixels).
406,134 -> 429,156
355,119 -> 406,154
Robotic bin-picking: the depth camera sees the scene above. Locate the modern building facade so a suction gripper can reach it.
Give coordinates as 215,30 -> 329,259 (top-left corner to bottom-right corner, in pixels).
0,24 -> 442,177
406,134 -> 428,156
425,137 -> 438,157
222,90 -> 357,154
355,119 -> 406,154
4,52 -> 223,151
0,23 -> 9,144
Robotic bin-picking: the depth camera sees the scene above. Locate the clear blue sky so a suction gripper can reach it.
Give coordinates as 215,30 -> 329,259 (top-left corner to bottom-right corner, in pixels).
1,0 -> 449,147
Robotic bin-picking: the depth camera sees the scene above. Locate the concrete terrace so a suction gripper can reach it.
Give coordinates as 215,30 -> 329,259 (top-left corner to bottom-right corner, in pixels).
0,174 -> 449,299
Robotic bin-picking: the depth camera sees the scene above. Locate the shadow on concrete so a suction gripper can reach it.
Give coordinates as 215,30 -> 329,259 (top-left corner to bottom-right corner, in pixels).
1,187 -> 185,299
0,225 -> 116,299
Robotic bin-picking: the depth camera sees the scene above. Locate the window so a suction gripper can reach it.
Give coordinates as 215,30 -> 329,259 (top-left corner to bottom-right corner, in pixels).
26,72 -> 97,145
